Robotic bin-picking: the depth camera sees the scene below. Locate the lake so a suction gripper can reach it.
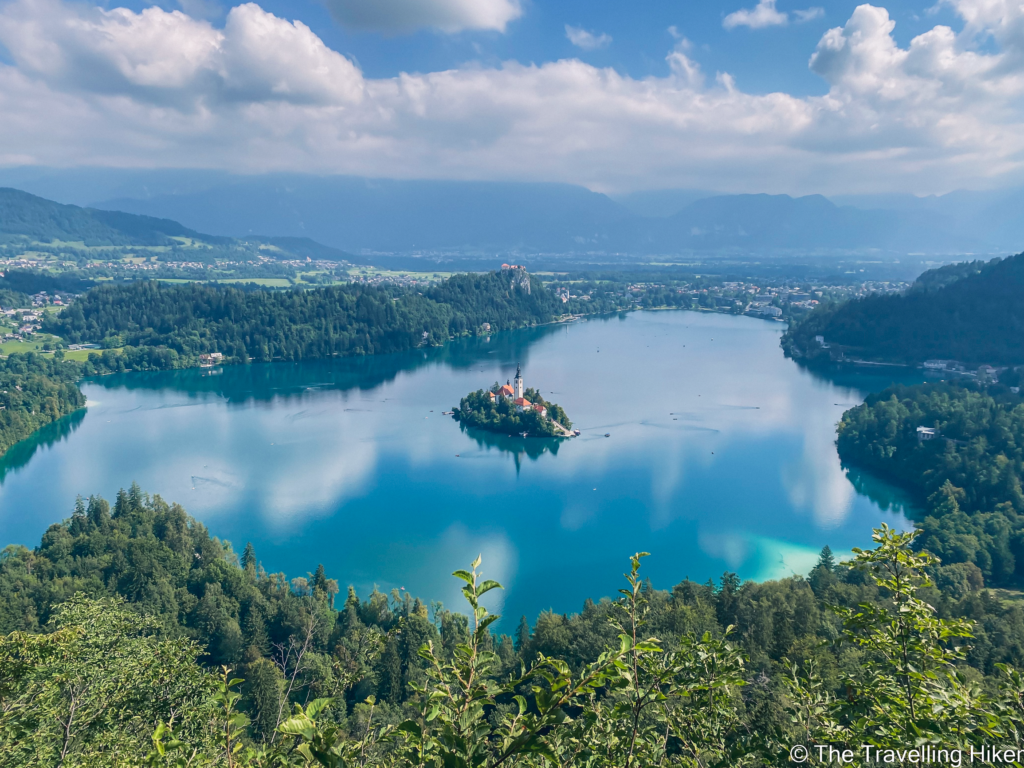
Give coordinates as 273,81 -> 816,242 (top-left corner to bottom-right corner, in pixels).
0,310 -> 922,625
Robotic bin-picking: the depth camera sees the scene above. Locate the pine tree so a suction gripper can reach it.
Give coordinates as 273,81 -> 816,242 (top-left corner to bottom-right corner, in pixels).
113,489 -> 130,519
245,658 -> 283,740
86,496 -> 110,527
241,542 -> 256,572
514,615 -> 530,653
376,638 -> 403,704
128,482 -> 144,511
242,604 -> 270,659
312,563 -> 328,595
817,544 -> 836,572
343,586 -> 362,633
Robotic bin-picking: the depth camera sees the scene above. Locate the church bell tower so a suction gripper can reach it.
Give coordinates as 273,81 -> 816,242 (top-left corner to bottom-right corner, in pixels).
514,364 -> 524,399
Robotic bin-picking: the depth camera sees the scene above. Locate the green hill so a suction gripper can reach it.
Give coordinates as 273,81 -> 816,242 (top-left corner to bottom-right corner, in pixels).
783,252 -> 1024,365
0,187 -> 219,247
0,188 -> 350,263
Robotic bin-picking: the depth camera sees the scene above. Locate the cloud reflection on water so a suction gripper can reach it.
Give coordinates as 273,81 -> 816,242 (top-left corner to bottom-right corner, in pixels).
0,311 -> 922,621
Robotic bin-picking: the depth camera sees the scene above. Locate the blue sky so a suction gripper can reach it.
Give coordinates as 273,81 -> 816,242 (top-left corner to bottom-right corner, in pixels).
0,0 -> 1019,195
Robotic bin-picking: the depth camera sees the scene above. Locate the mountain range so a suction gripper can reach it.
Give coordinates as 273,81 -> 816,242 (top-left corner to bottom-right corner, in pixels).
0,167 -> 1022,259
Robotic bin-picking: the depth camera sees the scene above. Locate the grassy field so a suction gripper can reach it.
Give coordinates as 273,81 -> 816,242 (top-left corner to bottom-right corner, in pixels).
0,336 -> 60,355
62,349 -> 100,361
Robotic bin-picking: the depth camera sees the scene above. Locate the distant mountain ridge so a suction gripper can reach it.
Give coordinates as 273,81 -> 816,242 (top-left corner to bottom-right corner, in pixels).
0,168 -> 1021,258
783,253 -> 1024,365
89,176 -> 1018,257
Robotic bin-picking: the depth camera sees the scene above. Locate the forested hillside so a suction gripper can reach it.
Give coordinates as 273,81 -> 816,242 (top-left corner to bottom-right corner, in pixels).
0,353 -> 86,455
838,382 -> 1024,587
3,487 -> 1024,765
45,270 -> 561,362
0,187 -> 217,247
783,252 -> 1024,364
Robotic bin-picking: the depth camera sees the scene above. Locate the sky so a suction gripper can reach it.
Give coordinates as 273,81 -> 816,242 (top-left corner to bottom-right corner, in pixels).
0,0 -> 1020,195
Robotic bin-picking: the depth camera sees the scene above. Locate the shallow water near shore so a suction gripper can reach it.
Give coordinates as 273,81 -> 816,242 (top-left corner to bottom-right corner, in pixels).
0,311 -> 923,623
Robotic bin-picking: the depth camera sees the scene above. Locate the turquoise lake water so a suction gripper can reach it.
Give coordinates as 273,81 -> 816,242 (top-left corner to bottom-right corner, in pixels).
0,311 -> 923,625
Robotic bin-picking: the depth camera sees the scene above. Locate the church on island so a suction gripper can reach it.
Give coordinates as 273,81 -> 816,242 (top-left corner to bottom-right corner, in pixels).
489,365 -> 547,417
453,364 -> 575,437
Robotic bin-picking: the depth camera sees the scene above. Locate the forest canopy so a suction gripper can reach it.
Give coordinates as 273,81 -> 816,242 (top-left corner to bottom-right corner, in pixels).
45,269 -> 562,363
837,382 -> 1024,587
4,488 -> 1024,765
783,252 -> 1024,364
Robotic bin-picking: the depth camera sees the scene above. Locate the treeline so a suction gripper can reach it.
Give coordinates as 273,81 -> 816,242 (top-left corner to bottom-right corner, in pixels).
46,270 -> 561,363
453,385 -> 572,437
783,252 -> 1024,364
4,489 -> 1024,765
838,382 -> 1024,587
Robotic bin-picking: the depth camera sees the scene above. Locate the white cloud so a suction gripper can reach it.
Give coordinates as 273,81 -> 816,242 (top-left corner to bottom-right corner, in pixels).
794,7 -> 825,23
0,0 -> 363,106
565,24 -> 612,50
1,0 -> 1024,194
725,1 -> 823,29
723,0 -> 788,30
321,0 -> 522,34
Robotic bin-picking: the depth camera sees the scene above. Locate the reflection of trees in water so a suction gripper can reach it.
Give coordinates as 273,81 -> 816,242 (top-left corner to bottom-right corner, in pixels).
459,422 -> 564,473
842,463 -> 921,520
791,359 -> 926,397
0,408 -> 87,483
85,324 -> 568,405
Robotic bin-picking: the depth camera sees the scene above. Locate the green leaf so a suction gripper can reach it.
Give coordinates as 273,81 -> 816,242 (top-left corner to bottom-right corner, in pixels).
476,579 -> 503,596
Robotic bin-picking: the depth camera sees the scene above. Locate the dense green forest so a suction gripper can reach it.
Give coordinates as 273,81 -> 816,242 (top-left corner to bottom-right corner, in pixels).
453,386 -> 572,437
0,268 -> 95,297
0,353 -> 86,455
46,270 -> 562,362
837,382 -> 1024,587
0,268 -> 95,308
783,252 -> 1024,364
4,487 -> 1024,765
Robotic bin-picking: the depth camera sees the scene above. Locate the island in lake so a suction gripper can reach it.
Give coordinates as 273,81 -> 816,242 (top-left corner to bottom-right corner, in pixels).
452,364 -> 576,437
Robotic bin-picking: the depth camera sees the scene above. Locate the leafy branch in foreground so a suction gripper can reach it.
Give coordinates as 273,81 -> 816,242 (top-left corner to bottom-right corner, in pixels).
10,529 -> 1024,767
